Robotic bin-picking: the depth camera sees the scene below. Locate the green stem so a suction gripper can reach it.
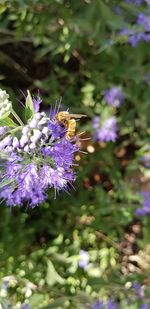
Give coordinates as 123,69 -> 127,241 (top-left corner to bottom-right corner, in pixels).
11,109 -> 24,126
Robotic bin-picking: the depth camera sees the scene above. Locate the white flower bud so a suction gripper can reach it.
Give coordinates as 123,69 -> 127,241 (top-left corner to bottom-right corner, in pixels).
29,143 -> 36,150
24,145 -> 29,152
30,129 -> 42,143
0,89 -> 12,117
12,137 -> 19,148
0,127 -> 6,135
22,126 -> 30,135
42,127 -> 49,135
0,108 -> 6,117
5,146 -> 13,152
34,112 -> 42,120
2,135 -> 12,147
29,118 -> 38,129
20,135 -> 28,148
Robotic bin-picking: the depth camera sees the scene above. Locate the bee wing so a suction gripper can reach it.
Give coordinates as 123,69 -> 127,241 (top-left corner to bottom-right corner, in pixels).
69,114 -> 87,119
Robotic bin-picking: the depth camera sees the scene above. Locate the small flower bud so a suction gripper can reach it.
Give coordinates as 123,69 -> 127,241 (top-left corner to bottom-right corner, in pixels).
20,135 -> 28,148
29,118 -> 38,129
34,113 -> 42,120
22,126 -> 30,135
2,135 -> 12,147
5,146 -> 13,153
12,137 -> 19,148
0,127 -> 6,135
29,143 -> 36,150
0,89 -> 12,117
42,127 -> 49,135
30,129 -> 42,143
24,145 -> 29,152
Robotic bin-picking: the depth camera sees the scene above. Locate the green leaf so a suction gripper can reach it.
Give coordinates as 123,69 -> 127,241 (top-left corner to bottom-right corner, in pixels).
46,260 -> 65,286
29,294 -> 44,309
0,111 -> 10,120
0,117 -> 17,127
25,89 -> 34,121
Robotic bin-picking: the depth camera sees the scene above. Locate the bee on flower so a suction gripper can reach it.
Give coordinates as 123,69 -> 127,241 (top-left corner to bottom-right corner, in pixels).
0,89 -> 83,208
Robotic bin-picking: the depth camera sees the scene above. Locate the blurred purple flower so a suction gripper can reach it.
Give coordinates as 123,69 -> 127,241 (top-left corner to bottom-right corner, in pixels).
140,155 -> 150,167
120,10 -> 150,46
78,250 -> 89,269
120,29 -> 143,47
21,305 -> 30,309
125,0 -> 143,4
113,6 -> 122,15
137,13 -> 150,31
136,192 -> 150,215
104,87 -> 125,107
141,305 -> 149,309
91,300 -> 104,309
143,74 -> 150,84
132,282 -> 144,299
93,116 -> 118,142
91,299 -> 119,309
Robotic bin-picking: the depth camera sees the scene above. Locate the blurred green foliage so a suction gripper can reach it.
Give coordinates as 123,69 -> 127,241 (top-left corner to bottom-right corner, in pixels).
0,0 -> 150,308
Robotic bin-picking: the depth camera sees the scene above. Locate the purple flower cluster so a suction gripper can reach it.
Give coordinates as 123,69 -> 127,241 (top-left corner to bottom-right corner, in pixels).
136,191 -> 150,215
91,299 -> 148,309
0,93 -> 79,207
92,116 -> 118,142
141,304 -> 149,309
120,0 -> 150,46
104,87 -> 125,107
91,299 -> 119,309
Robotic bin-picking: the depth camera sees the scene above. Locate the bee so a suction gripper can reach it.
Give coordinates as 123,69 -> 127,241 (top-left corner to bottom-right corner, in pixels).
55,111 -> 86,140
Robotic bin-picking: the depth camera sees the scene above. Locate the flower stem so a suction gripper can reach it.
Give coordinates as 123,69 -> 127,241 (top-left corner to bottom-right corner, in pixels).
11,109 -> 24,126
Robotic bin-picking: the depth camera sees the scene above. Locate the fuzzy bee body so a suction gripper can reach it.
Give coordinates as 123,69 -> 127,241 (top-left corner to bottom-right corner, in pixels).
55,111 -> 86,140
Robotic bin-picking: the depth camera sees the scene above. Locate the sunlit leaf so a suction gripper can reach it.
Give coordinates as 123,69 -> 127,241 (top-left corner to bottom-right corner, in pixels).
46,259 -> 65,286
25,89 -> 34,121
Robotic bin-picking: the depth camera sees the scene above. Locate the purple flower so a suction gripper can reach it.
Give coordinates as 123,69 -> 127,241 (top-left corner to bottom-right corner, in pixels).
132,282 -> 144,299
0,127 -> 5,135
141,305 -> 149,309
125,0 -> 143,4
78,250 -> 89,269
136,192 -> 150,216
33,94 -> 42,113
120,9 -> 150,46
21,305 -> 30,309
93,116 -> 118,142
113,6 -> 122,15
140,155 -> 150,167
91,300 -> 104,309
0,96 -> 80,207
120,27 -> 144,47
137,13 -> 150,32
104,87 -> 125,107
91,299 -> 119,309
